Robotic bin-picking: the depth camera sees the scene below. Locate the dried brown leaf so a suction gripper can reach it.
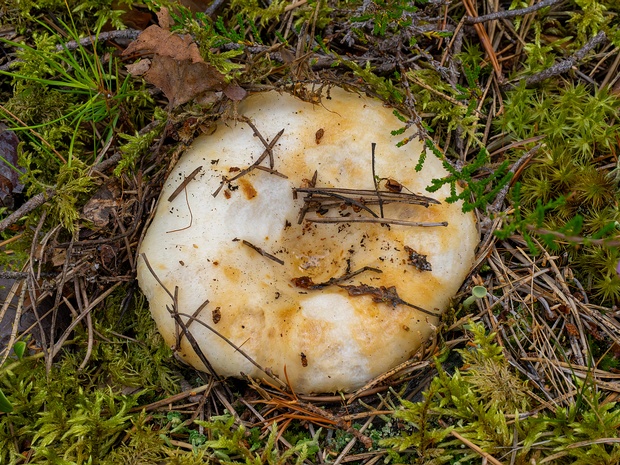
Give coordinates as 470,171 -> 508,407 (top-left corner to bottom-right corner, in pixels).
291,276 -> 316,289
145,55 -> 225,107
280,48 -> 295,63
223,84 -> 247,101
125,58 -> 151,76
339,284 -> 403,307
119,8 -> 152,30
122,24 -> 204,63
122,22 -> 228,107
82,180 -> 121,228
156,6 -> 172,30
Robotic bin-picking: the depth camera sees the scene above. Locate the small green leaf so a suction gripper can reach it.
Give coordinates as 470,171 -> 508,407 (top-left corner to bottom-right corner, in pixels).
13,341 -> 26,360
0,389 -> 13,413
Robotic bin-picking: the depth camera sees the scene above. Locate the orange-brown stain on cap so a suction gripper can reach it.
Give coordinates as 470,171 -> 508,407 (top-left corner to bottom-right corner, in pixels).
238,178 -> 257,200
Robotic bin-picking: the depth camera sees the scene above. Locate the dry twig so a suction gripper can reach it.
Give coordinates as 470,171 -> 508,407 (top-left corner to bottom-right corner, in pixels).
523,31 -> 608,86
465,0 -> 562,24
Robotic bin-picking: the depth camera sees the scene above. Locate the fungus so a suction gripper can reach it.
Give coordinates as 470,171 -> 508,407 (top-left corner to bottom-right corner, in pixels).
463,286 -> 488,309
137,88 -> 479,394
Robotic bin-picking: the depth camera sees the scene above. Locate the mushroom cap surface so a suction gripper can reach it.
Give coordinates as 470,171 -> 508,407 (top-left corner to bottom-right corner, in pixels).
137,88 -> 479,394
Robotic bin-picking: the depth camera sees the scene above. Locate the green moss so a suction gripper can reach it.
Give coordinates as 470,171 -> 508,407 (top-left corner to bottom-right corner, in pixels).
345,61 -> 405,103
0,232 -> 32,272
196,414 -> 320,465
381,322 -> 620,464
227,0 -> 332,30
0,10 -> 155,232
170,9 -> 246,78
499,81 -> 620,305
115,108 -> 167,176
0,289 -> 181,464
0,355 -> 137,464
1,0 -> 162,31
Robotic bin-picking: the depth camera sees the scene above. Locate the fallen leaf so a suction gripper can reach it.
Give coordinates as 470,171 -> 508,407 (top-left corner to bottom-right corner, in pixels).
125,58 -> 151,76
337,283 -> 437,317
51,248 -> 67,267
384,178 -> 403,192
122,12 -> 230,107
223,83 -> 247,101
145,54 -> 225,107
195,92 -> 221,106
339,284 -> 404,308
279,48 -> 295,63
291,276 -> 316,289
119,8 -> 152,30
122,24 -> 204,63
156,6 -> 172,30
82,179 -> 121,228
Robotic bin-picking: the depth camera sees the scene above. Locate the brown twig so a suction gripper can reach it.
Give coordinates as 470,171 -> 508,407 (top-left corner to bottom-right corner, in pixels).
338,283 -> 440,317
176,299 -> 210,349
166,188 -> 194,234
212,128 -> 285,197
465,0 -> 562,24
177,311 -> 288,389
294,185 -> 441,226
462,0 -> 503,81
168,165 -> 203,202
240,117 -> 277,168
0,188 -> 56,234
525,224 -> 620,247
440,420 -> 504,465
169,301 -> 222,381
58,29 -> 141,52
0,279 -> 26,366
295,188 -> 439,206
303,402 -> 373,449
0,271 -> 55,279
305,217 -> 448,227
48,282 -> 122,366
292,266 -> 382,290
241,240 -> 285,265
523,31 -> 608,87
140,253 -> 221,379
205,0 -> 228,17
130,382 -> 214,413
140,253 -> 287,389
347,359 -> 430,404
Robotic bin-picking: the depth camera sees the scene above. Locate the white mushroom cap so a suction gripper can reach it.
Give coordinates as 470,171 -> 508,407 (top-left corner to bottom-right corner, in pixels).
137,88 -> 478,394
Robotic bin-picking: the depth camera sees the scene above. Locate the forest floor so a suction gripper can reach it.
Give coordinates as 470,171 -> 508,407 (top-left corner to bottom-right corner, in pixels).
0,0 -> 620,464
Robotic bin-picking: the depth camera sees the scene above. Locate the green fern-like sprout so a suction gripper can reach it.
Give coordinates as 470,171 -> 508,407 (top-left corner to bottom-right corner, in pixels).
382,322 -> 620,463
197,415 -> 319,465
381,322 -> 531,463
425,142 -> 512,213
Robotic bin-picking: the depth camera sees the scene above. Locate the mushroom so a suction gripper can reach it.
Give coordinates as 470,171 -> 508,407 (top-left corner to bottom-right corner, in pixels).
137,87 -> 479,394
